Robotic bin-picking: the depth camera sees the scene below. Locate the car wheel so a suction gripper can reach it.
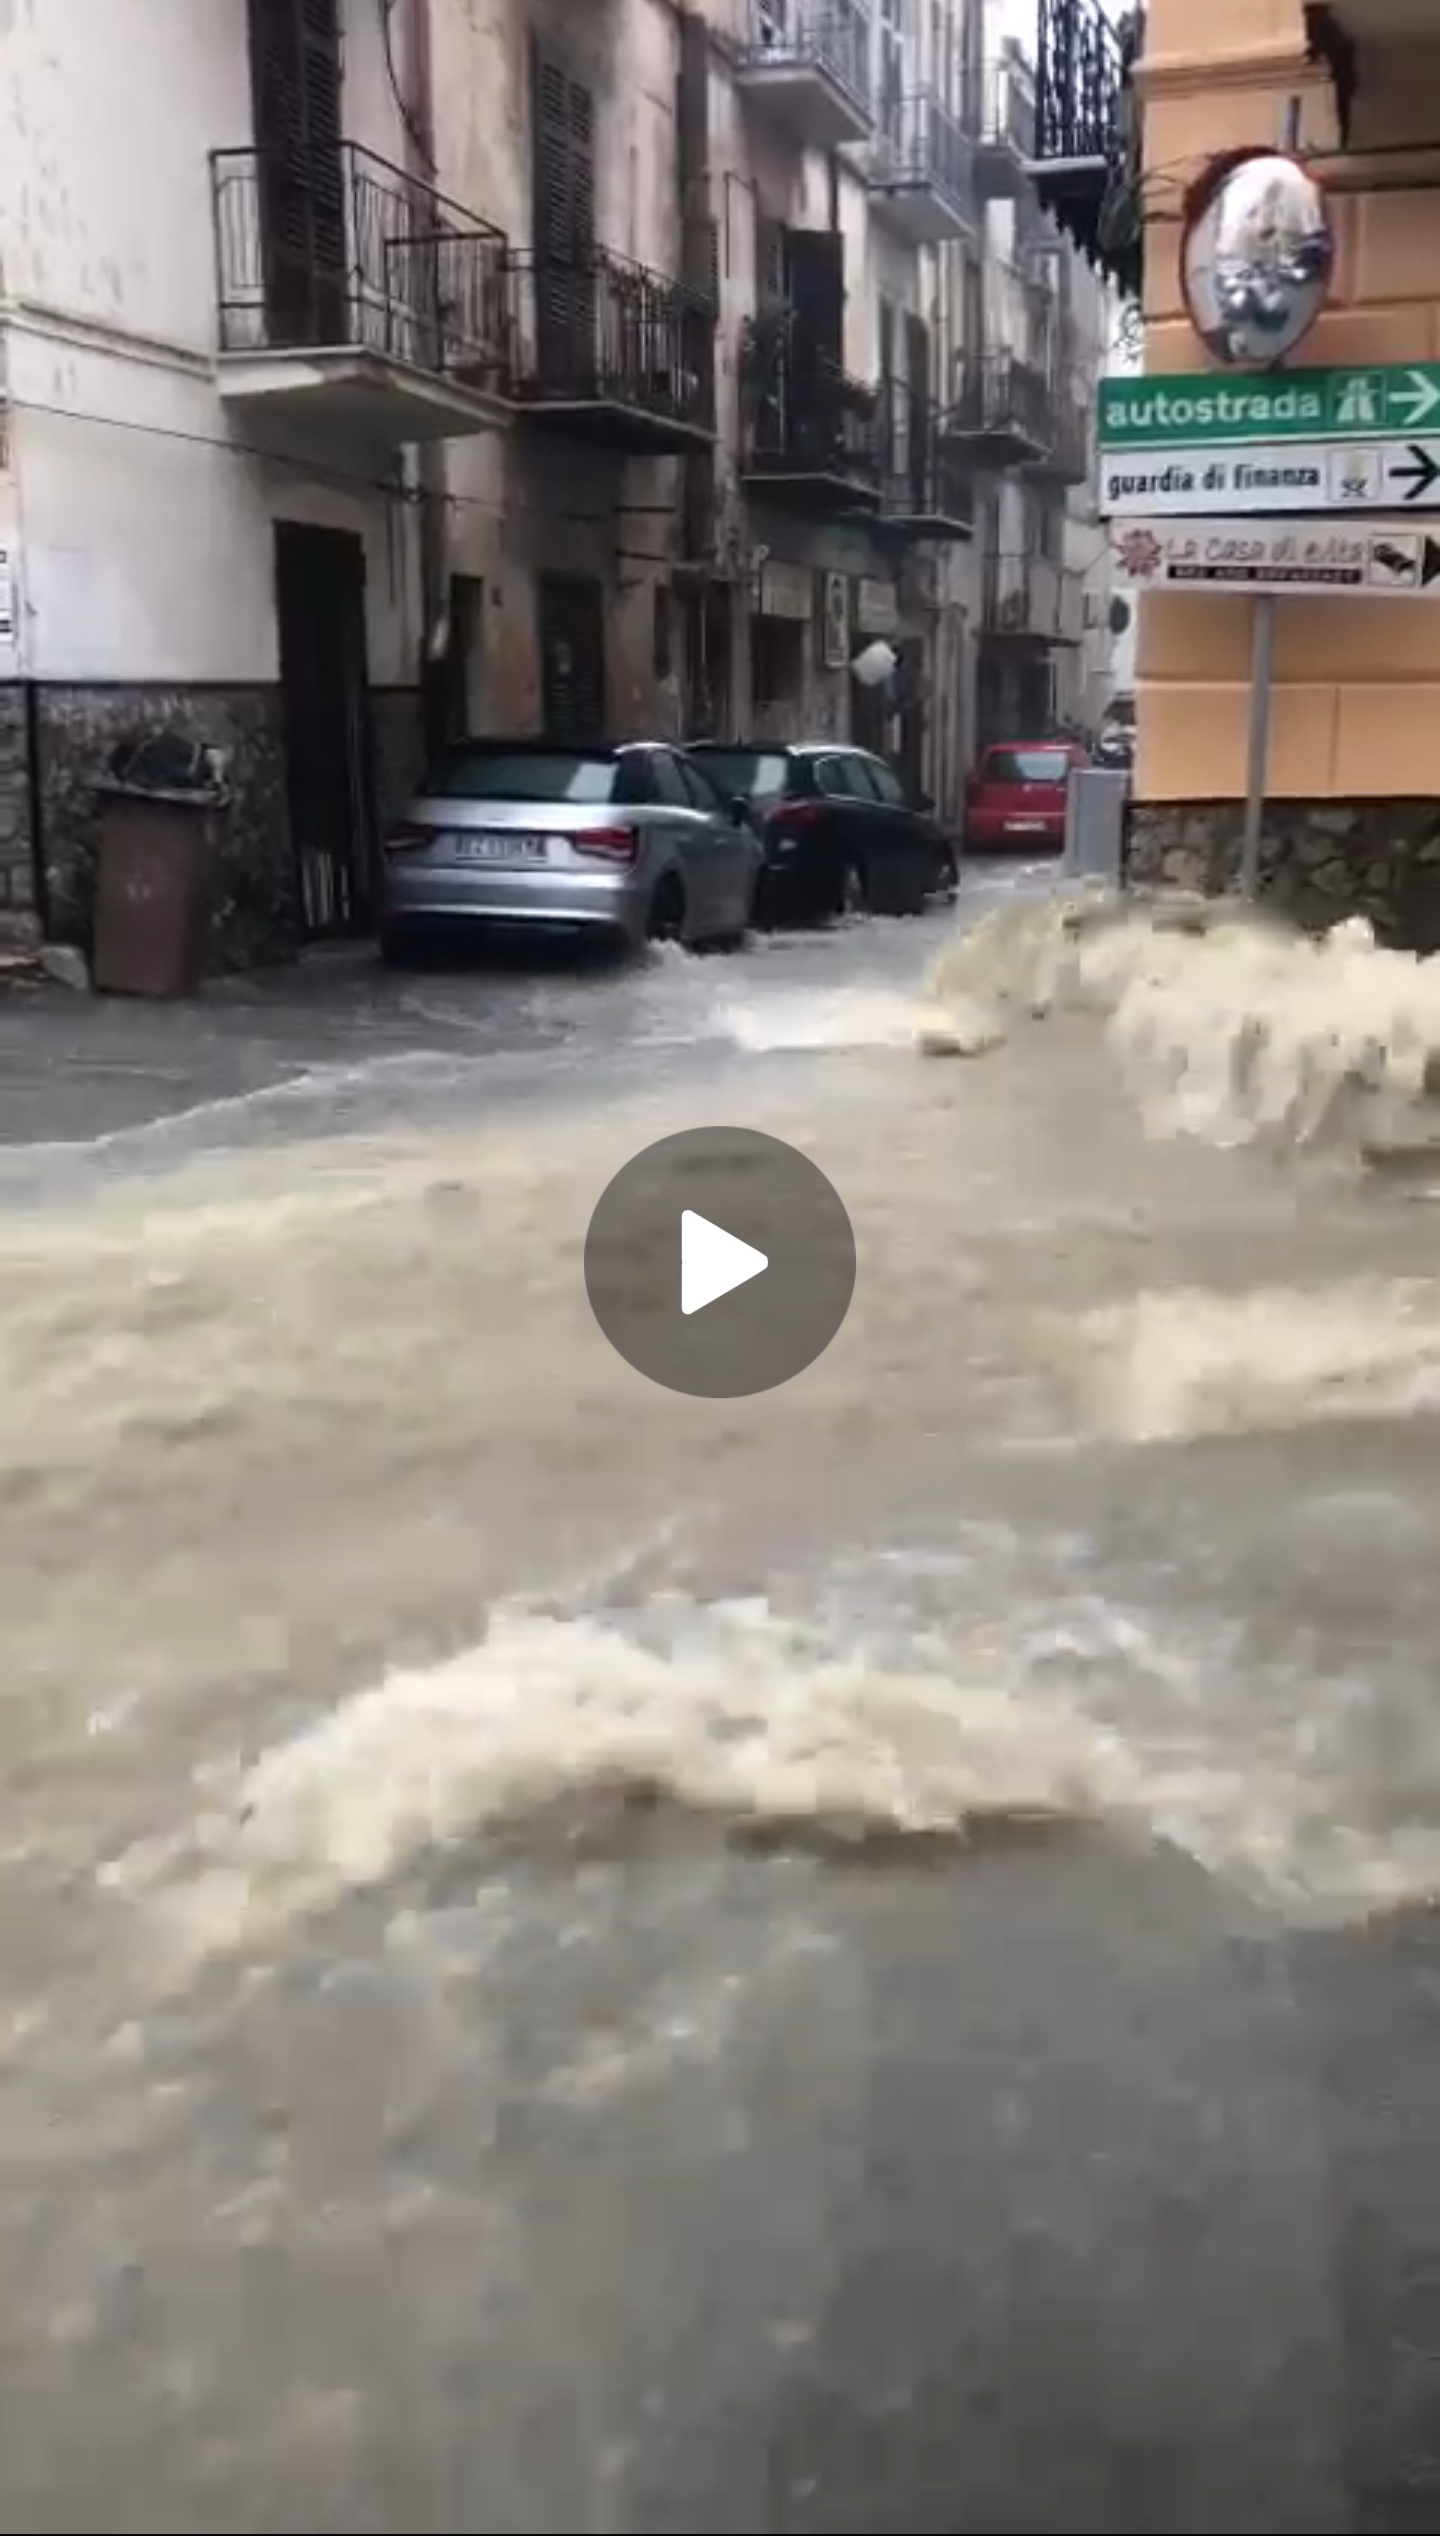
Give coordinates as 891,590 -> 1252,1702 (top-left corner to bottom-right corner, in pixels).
750,868 -> 779,932
837,861 -> 868,921
938,847 -> 959,900
646,874 -> 687,944
379,921 -> 417,968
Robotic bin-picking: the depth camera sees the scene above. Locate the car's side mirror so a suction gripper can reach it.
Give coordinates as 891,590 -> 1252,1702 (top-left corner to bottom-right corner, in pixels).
730,795 -> 750,826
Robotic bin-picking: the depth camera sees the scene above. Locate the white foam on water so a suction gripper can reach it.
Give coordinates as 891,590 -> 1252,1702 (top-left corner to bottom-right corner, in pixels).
103,1574 -> 1440,1966
1049,1276 -> 1440,1442
921,888 -> 1440,1155
713,986 -> 920,1054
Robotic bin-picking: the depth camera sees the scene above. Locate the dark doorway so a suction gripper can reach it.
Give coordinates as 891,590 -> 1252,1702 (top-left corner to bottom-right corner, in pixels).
895,634 -> 926,799
538,572 -> 606,741
273,521 -> 376,938
246,0 -> 347,348
679,581 -> 734,739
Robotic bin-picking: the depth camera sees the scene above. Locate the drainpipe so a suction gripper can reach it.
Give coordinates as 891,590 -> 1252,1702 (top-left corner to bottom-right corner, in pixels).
401,0 -> 450,761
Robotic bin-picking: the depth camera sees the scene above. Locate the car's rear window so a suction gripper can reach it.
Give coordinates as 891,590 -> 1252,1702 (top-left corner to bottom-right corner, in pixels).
688,749 -> 789,801
426,750 -> 617,803
982,748 -> 1070,784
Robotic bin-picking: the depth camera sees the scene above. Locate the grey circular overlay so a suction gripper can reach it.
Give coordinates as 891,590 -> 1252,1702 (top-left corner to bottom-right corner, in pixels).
584,1127 -> 857,1399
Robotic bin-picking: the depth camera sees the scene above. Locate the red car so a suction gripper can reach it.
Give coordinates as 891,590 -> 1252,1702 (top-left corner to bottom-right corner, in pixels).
964,740 -> 1088,855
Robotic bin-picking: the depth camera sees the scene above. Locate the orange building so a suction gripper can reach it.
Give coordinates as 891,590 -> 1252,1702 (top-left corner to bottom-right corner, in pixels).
1034,0 -> 1440,936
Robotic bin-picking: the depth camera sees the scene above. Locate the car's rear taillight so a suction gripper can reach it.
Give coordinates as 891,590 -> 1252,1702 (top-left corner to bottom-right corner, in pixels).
570,825 -> 638,863
769,800 -> 824,831
384,821 -> 431,855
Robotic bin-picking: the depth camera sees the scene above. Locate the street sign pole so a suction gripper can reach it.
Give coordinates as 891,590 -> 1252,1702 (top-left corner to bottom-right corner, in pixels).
1240,595 -> 1276,892
1240,92 -> 1302,898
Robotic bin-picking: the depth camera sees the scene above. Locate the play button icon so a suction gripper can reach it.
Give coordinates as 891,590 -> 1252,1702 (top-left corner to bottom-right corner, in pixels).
682,1211 -> 767,1316
585,1127 -> 856,1397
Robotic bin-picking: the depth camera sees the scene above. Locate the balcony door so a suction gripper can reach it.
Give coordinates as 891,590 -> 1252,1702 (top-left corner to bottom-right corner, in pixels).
247,0 -> 346,349
532,46 -> 597,395
877,0 -> 906,152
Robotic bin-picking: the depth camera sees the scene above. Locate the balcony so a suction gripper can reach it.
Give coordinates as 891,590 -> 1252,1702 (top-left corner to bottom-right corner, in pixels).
944,353 -> 1052,469
967,61 -> 1035,202
876,391 -> 974,540
980,554 -> 1081,647
1034,0 -> 1141,291
865,88 -> 975,243
503,247 -> 716,456
211,143 -> 510,441
740,327 -> 880,511
1025,385 -> 1091,486
734,3 -> 873,150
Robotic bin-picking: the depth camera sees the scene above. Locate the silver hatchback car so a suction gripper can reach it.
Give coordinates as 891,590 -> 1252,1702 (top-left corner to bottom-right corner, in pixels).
379,740 -> 763,960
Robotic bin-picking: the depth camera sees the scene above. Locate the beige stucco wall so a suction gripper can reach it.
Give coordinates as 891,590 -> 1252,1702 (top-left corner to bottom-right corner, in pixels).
1136,0 -> 1440,800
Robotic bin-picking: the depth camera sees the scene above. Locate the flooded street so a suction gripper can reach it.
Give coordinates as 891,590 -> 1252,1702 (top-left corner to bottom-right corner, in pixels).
6,872 -> 1440,2529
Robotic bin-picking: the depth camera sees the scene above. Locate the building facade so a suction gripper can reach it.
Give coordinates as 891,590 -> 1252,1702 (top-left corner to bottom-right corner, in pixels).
0,0 -> 1112,966
1034,0 -> 1440,933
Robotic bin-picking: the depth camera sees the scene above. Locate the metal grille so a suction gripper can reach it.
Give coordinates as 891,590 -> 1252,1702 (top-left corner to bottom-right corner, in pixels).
212,141 -> 510,385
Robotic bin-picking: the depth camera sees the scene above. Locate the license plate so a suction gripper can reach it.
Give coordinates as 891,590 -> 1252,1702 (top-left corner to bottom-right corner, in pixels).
1006,818 -> 1046,833
452,832 -> 548,863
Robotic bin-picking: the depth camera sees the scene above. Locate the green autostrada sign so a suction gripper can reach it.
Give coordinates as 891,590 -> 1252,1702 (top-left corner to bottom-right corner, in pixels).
1100,363 -> 1440,449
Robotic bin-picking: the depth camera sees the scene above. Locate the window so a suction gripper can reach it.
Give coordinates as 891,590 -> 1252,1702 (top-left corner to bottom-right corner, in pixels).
751,615 -> 804,713
687,748 -> 789,805
676,757 -> 723,813
533,46 -> 595,262
428,749 -> 617,803
858,756 -> 907,807
647,751 -> 691,807
612,752 -> 658,807
814,754 -> 865,799
532,44 -> 596,390
247,0 -> 345,343
983,747 -> 1070,784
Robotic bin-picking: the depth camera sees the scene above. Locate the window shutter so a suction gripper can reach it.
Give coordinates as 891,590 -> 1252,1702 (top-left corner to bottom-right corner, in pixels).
247,0 -> 345,343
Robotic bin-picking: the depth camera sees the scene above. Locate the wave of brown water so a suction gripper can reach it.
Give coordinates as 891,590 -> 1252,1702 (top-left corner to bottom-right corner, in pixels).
4,915 -> 1440,1965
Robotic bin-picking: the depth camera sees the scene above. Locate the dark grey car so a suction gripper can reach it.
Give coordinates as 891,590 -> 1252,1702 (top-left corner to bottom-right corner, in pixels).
380,741 -> 763,961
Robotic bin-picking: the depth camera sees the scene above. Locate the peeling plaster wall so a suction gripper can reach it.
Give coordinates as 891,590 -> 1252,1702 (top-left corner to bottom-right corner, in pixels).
0,0 -> 419,695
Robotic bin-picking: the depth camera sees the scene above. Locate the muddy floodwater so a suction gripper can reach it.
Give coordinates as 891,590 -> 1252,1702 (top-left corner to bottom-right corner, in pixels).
4,887 -> 1440,2530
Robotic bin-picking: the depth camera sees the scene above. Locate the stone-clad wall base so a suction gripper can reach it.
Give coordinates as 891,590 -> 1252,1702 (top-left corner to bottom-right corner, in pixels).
0,684 -> 35,914
1126,803 -> 1440,953
36,687 -> 296,971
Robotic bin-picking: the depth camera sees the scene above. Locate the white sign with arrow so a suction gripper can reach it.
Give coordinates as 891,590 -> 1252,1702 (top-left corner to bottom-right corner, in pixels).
1100,436 -> 1440,518
1111,515 -> 1440,597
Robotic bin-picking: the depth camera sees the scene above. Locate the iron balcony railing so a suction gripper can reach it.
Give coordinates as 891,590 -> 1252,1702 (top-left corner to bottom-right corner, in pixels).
741,326 -> 881,492
1034,0 -> 1141,290
504,246 -> 716,435
738,2 -> 872,114
982,553 -> 1062,640
869,86 -> 975,225
211,141 -> 509,385
965,59 -> 1037,157
1036,0 -> 1130,168
878,388 -> 975,531
949,351 -> 1053,451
